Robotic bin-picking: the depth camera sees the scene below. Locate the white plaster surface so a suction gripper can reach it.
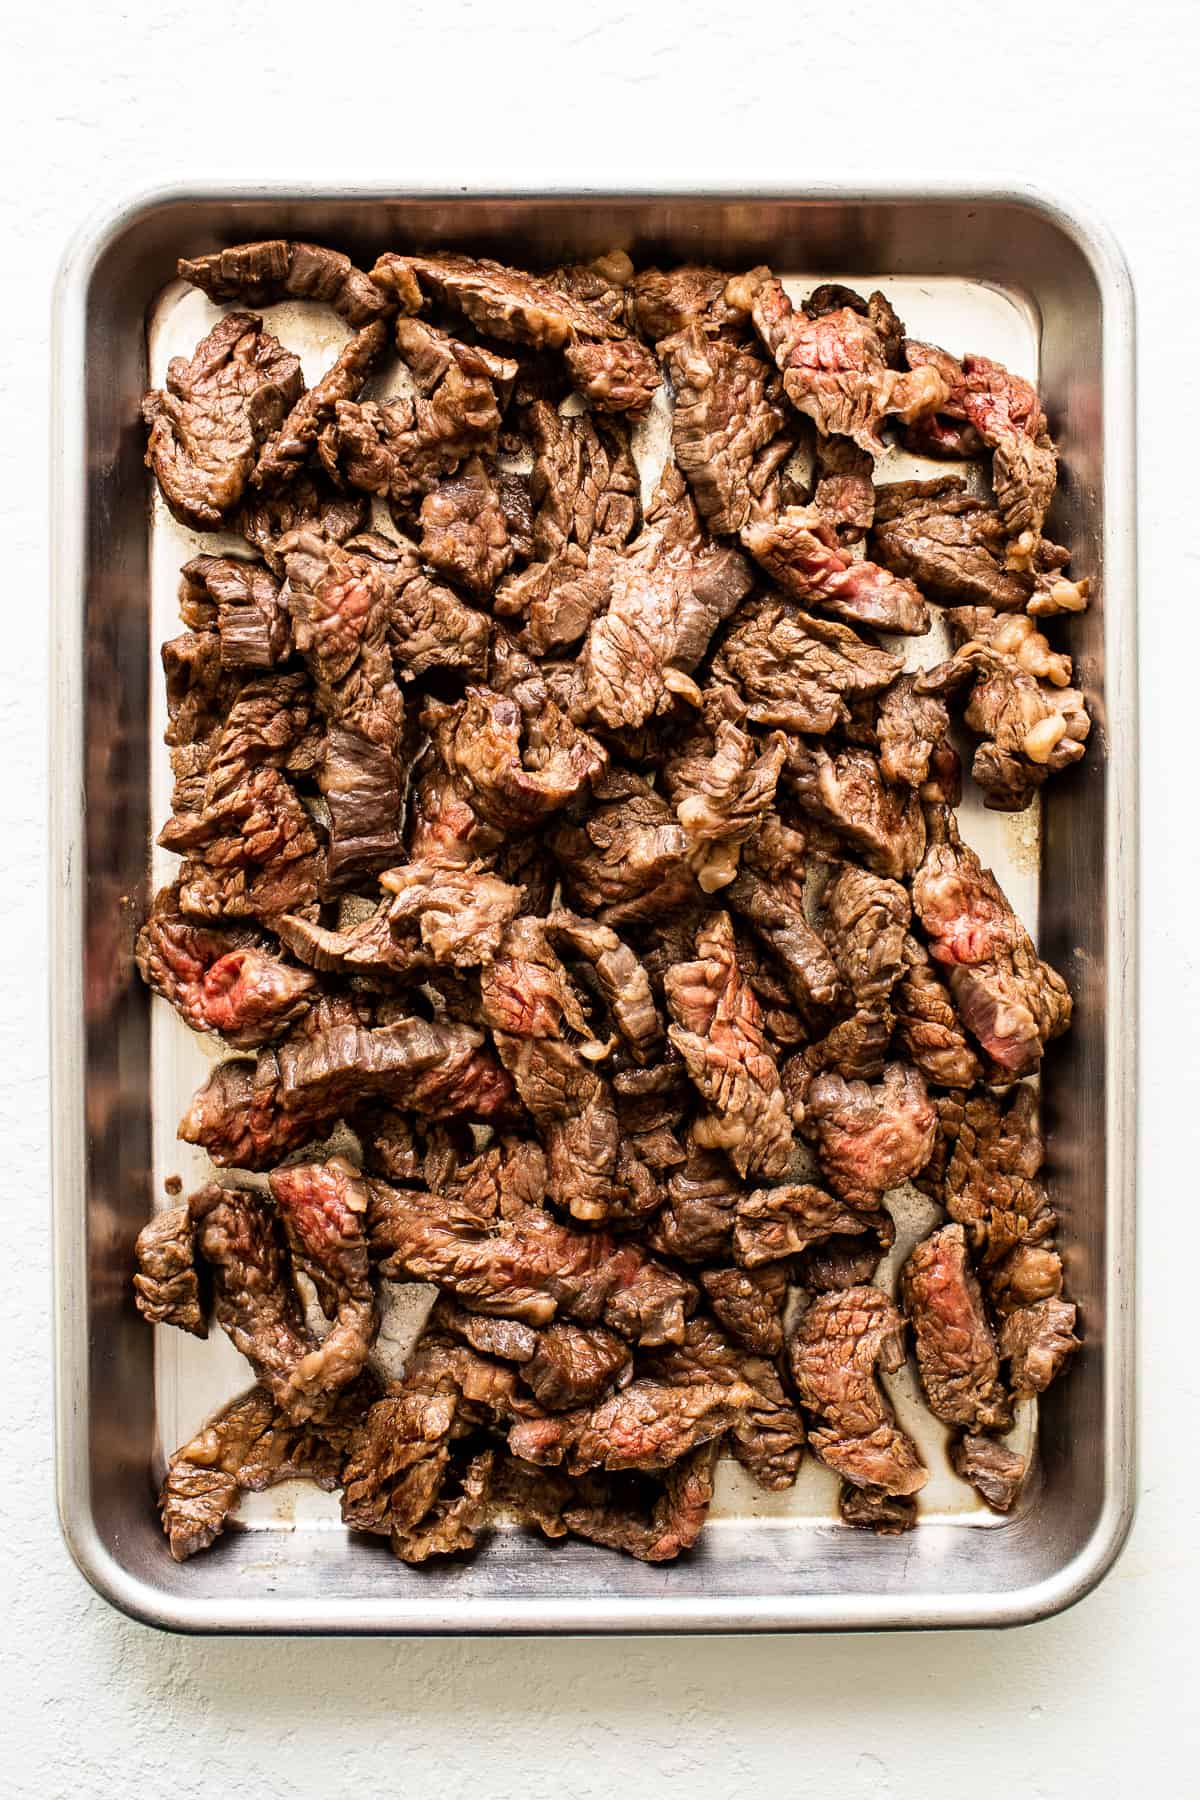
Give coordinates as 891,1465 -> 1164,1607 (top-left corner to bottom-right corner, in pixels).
3,1 -> 1193,1792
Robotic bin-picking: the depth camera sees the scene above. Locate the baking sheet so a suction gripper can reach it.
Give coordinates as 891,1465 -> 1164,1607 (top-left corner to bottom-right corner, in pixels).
145,268 -> 1043,1544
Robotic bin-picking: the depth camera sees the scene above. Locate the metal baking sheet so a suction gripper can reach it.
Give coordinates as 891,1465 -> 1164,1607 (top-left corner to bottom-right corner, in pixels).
51,186 -> 1137,1633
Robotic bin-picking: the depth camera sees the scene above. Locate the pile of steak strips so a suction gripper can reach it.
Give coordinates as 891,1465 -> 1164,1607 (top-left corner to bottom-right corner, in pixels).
134,239 -> 1085,1565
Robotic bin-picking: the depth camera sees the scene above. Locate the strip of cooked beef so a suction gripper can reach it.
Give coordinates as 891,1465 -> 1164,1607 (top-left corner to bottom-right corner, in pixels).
178,1054 -> 320,1170
811,434 -> 876,541
425,679 -> 605,833
872,674 -> 951,790
911,804 -> 1072,1071
277,1014 -> 513,1122
425,1134 -> 549,1222
665,910 -> 793,1180
903,344 -> 1057,555
748,274 -> 948,452
822,863 -> 910,1014
950,1433 -> 1027,1514
376,858 -> 524,967
630,263 -> 746,341
793,1213 -> 895,1293
419,455 -> 514,596
520,1322 -> 633,1411
277,527 -> 408,885
160,1385 -> 348,1561
179,239 -> 397,326
725,872 -> 841,1019
236,474 -> 369,577
431,1296 -> 540,1364
320,317 -> 516,517
789,1286 -> 927,1498
133,1202 -> 206,1337
661,324 -> 791,535
553,778 -> 697,931
700,1264 -> 788,1358
798,1009 -> 895,1085
839,1484 -> 918,1534
662,720 -> 788,894
800,1062 -> 936,1205
545,910 -> 664,1066
741,510 -> 930,636
268,1159 -> 376,1412
998,1298 -> 1080,1400
551,249 -> 635,325
712,597 -> 899,738
341,531 -> 493,684
577,507 -> 754,730
646,1139 -> 740,1265
871,478 -> 1037,610
893,935 -> 983,1088
372,249 -> 658,415
179,554 -> 292,670
508,1374 -> 748,1476
254,321 -> 388,490
917,608 -> 1089,810
135,886 -> 316,1046
728,920 -> 811,1050
143,312 -> 305,529
554,1444 -> 719,1563
900,1223 -> 1011,1433
645,1314 -> 805,1491
188,1182 -> 319,1416
783,741 -> 926,880
368,1180 -> 693,1344
160,665 -> 326,924
733,1182 -> 872,1269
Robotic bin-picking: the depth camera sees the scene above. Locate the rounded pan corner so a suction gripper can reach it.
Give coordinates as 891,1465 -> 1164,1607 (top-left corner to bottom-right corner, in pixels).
55,1495 -> 201,1638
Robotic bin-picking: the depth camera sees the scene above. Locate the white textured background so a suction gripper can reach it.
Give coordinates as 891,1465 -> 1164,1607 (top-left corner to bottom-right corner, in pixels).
8,1 -> 1194,1793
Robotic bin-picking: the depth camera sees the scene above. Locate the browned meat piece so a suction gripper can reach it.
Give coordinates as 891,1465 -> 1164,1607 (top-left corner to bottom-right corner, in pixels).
277,1015 -> 512,1122
661,325 -> 790,535
741,510 -> 930,636
374,249 -> 621,346
179,239 -> 396,327
784,741 -> 926,880
143,312 -> 304,529
801,1062 -> 936,1204
911,806 -> 1072,1072
367,1181 -> 692,1345
918,609 -> 1089,811
749,275 -> 948,452
550,248 -> 635,324
665,911 -> 793,1180
724,869 -> 839,1016
789,1286 -> 927,1498
135,889 -> 315,1047
419,456 -> 514,596
630,263 -> 744,341
811,435 -> 876,540
442,1136 -> 549,1221
822,863 -> 910,1013
432,1296 -> 540,1364
160,1386 -> 347,1561
873,675 -> 951,790
794,1216 -> 894,1293
799,1009 -> 895,1085
236,474 -> 369,576
712,597 -> 899,738
871,479 -> 1036,611
178,1054 -> 319,1170
893,935 -> 982,1089
254,322 -> 388,489
426,682 -> 605,834
664,721 -> 788,893
563,337 -> 661,415
733,1183 -> 872,1269
320,318 -> 516,514
646,1315 -> 806,1491
189,1183 -> 316,1416
951,1433 -> 1026,1512
551,780 -> 699,926
700,1265 -> 788,1358
268,1159 -> 376,1412
133,1203 -> 206,1337
509,1377 -> 747,1475
904,344 -> 1057,552
179,554 -> 291,670
339,531 -> 492,685
521,1322 -> 633,1411
647,1141 -> 739,1265
554,1444 -> 718,1563
839,1485 -> 917,1535
900,1224 -> 1011,1432
380,859 -> 524,966
999,1298 -> 1079,1399
545,910 -> 664,1066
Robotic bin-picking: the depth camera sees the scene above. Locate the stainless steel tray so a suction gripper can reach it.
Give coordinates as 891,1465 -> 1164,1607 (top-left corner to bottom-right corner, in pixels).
51,185 -> 1137,1634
